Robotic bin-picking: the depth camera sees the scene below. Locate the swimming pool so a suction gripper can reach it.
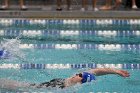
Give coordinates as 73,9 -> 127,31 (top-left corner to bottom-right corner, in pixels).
0,18 -> 140,93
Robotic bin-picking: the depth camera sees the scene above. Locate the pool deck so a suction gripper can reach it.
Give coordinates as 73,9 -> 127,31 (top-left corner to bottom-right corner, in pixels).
0,6 -> 140,19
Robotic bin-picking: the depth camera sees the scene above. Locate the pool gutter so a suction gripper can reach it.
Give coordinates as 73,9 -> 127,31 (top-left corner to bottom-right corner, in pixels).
0,10 -> 140,19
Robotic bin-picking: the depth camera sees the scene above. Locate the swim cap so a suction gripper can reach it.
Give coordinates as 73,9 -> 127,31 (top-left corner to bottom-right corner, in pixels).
81,72 -> 96,83
0,50 -> 4,56
0,50 -> 10,59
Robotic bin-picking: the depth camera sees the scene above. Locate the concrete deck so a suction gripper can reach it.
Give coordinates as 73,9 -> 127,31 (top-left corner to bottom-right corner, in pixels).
0,5 -> 140,19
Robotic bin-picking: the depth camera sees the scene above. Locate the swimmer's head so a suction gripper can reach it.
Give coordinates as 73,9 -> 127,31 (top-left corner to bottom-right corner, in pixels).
71,73 -> 83,83
0,49 -> 10,58
76,73 -> 82,78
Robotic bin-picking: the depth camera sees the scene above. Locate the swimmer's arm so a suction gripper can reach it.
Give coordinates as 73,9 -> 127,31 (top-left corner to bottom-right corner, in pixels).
88,68 -> 130,77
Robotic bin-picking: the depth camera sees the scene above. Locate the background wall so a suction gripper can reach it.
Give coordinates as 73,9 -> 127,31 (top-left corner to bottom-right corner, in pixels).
0,0 -> 138,8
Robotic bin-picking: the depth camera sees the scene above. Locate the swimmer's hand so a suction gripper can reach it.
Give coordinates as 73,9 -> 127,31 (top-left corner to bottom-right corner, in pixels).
116,70 -> 130,77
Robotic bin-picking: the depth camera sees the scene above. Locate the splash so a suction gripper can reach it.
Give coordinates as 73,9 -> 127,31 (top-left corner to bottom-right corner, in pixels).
26,84 -> 81,93
0,38 -> 25,60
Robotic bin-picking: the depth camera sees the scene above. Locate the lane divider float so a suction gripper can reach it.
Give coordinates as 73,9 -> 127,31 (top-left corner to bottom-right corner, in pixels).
18,44 -> 140,51
1,30 -> 140,37
0,63 -> 140,69
1,19 -> 140,25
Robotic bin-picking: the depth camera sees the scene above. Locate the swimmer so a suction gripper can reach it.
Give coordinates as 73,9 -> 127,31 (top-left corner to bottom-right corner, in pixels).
0,68 -> 130,89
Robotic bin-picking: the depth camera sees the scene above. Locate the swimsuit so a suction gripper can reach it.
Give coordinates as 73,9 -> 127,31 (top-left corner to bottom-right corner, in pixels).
30,78 -> 65,89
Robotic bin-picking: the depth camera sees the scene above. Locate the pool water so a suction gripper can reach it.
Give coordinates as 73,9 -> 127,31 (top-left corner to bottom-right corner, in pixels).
0,19 -> 140,93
